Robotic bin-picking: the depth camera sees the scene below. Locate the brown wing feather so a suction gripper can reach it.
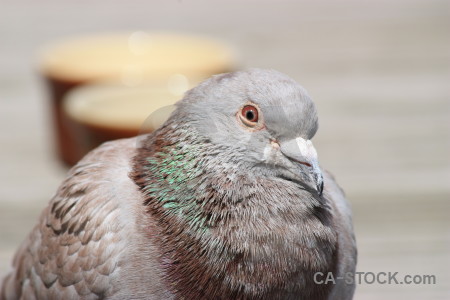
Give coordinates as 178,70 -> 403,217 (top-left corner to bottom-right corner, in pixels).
1,139 -> 156,300
323,170 -> 357,300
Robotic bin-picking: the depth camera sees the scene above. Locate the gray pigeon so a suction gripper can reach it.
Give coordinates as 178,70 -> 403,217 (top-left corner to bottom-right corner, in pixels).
1,69 -> 357,300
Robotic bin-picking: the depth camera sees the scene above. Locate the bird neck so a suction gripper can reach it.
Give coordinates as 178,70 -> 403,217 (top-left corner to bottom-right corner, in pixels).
131,123 -> 338,299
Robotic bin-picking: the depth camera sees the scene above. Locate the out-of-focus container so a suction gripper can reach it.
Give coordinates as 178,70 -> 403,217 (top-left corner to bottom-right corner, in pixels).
39,31 -> 237,165
63,81 -> 191,155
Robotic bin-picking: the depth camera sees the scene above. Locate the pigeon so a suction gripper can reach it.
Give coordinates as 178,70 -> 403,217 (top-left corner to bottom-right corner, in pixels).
1,68 -> 357,300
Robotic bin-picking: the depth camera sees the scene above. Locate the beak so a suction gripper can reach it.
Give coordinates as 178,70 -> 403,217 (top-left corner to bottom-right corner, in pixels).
279,137 -> 324,196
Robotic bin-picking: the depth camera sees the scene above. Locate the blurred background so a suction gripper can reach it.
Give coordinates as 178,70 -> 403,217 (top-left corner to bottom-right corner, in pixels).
0,0 -> 449,299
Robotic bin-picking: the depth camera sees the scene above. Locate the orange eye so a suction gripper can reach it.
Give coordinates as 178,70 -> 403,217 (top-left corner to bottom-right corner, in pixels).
241,105 -> 259,123
237,103 -> 264,130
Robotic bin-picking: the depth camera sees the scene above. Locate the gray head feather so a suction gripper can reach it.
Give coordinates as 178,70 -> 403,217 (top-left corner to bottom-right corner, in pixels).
170,68 -> 322,195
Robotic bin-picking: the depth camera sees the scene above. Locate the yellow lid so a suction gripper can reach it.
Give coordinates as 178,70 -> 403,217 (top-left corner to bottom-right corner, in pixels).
63,79 -> 193,131
40,31 -> 237,83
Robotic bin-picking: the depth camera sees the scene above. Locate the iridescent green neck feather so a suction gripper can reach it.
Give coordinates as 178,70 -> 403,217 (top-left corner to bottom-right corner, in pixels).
143,136 -> 208,230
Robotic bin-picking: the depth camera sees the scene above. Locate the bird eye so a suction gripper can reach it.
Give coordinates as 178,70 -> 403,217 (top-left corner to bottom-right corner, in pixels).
242,105 -> 258,123
237,103 -> 264,130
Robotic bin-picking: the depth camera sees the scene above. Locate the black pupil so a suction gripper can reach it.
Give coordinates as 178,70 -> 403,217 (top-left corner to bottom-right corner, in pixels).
246,110 -> 255,121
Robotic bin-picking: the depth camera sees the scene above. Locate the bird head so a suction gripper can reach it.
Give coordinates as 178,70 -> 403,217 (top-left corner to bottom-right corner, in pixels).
172,68 -> 323,196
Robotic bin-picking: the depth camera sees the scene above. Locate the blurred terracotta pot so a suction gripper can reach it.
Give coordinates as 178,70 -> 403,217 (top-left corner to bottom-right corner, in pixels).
39,31 -> 237,165
63,81 -> 195,163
